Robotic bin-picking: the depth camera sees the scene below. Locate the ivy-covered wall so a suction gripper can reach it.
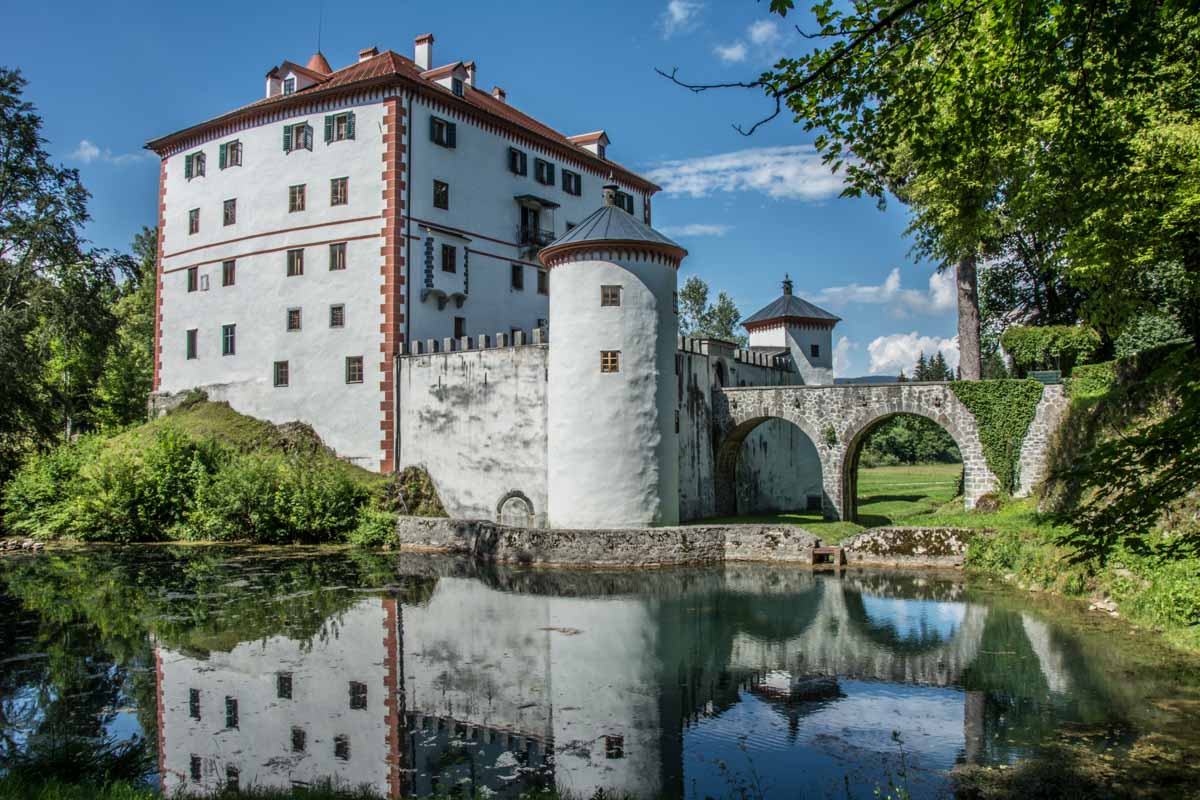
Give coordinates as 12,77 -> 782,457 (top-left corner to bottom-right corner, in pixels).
950,379 -> 1046,494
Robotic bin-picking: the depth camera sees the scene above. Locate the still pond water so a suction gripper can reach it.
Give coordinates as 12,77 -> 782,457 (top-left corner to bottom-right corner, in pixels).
2,547 -> 1199,798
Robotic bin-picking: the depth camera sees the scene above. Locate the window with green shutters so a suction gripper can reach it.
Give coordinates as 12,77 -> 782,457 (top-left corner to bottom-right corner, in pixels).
562,169 -> 582,196
283,123 -> 313,153
534,158 -> 554,186
430,116 -> 456,148
218,140 -> 242,169
508,147 -> 527,175
324,112 -> 356,143
183,151 -> 205,180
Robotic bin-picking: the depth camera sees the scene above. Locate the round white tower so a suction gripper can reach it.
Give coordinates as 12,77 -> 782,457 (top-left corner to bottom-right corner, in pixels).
539,184 -> 687,529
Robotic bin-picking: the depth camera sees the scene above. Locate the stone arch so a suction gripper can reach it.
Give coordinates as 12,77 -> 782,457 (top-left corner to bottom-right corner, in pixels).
837,401 -> 986,522
713,415 -> 825,518
496,490 -> 535,527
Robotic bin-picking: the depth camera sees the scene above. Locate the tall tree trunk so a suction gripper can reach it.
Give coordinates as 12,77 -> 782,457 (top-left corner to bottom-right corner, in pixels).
956,254 -> 982,380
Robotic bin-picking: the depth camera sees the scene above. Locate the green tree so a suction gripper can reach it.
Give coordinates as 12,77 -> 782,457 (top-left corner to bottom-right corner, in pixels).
913,352 -> 929,382
678,275 -> 748,345
94,228 -> 157,429
930,351 -> 951,381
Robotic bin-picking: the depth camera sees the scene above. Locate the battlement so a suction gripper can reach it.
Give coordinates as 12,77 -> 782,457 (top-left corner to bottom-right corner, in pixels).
675,336 -> 789,370
399,327 -> 549,357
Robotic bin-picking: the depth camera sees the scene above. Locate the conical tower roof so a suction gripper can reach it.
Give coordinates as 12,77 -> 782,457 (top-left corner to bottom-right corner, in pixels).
539,183 -> 687,267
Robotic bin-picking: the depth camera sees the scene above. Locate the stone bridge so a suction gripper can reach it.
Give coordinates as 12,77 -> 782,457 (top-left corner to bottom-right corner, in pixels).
711,381 -> 1066,521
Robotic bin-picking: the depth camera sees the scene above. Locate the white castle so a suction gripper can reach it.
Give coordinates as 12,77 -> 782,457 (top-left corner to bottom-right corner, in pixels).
148,36 -> 840,529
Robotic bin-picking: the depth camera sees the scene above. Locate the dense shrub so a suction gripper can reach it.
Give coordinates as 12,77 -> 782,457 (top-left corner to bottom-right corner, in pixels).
1000,325 -> 1101,376
1114,312 -> 1188,359
2,435 -> 105,538
349,507 -> 399,547
1067,360 -> 1117,400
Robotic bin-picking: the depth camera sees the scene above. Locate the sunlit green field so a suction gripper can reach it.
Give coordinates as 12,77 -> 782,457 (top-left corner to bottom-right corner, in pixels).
702,462 -> 964,542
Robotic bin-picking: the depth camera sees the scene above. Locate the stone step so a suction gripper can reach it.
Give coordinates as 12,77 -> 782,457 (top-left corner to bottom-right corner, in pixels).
812,546 -> 844,567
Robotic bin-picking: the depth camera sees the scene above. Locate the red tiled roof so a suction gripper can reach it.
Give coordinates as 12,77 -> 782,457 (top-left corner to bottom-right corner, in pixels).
145,50 -> 658,192
306,52 -> 333,75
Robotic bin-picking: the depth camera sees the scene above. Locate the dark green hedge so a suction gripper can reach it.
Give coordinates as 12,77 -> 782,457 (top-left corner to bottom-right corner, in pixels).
1000,325 -> 1101,375
951,379 -> 1045,493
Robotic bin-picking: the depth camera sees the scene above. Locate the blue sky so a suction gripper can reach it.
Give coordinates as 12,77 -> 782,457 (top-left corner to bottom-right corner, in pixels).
2,0 -> 959,377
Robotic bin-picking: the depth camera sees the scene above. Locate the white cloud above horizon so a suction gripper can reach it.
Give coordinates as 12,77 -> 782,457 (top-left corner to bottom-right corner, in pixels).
69,138 -> 154,166
660,0 -> 703,37
812,267 -> 956,318
657,223 -> 732,237
714,41 -> 748,62
715,19 -> 784,65
832,336 -> 857,377
867,332 -> 960,375
645,145 -> 846,201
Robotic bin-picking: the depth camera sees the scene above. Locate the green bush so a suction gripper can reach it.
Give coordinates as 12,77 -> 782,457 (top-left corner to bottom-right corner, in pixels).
2,435 -> 105,538
349,506 -> 398,546
1000,325 -> 1102,375
950,379 -> 1045,494
1114,312 -> 1188,360
1067,360 -> 1116,400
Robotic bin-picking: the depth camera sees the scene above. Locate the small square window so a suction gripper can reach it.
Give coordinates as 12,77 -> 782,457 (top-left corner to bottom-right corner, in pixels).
810,343 -> 820,358
600,285 -> 622,307
223,198 -> 236,226
277,672 -> 292,699
287,248 -> 304,277
441,244 -> 456,273
287,308 -> 302,331
289,184 -> 306,212
224,696 -> 238,730
190,755 -> 202,782
534,158 -> 555,186
537,269 -> 548,295
188,208 -> 199,235
510,263 -> 524,291
329,242 -> 347,271
222,324 -> 235,356
274,361 -> 289,388
334,734 -> 350,762
601,350 -> 620,373
185,329 -> 198,360
225,765 -> 239,793
454,317 -> 466,339
188,688 -> 201,720
330,304 -> 345,328
291,727 -> 306,753
433,180 -> 449,210
605,735 -> 624,759
349,681 -> 368,709
345,356 -> 363,384
283,77 -> 296,94
187,266 -> 198,292
222,260 -> 235,286
331,177 -> 348,206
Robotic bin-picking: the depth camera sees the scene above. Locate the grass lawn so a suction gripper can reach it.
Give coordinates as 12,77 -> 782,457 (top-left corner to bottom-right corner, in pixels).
697,463 -> 967,543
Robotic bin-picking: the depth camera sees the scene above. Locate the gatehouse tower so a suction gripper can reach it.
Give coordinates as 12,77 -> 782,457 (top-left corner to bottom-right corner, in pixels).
539,184 -> 687,528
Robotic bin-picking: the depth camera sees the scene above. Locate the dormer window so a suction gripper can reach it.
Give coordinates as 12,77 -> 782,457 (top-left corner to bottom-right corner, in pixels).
283,77 -> 296,95
324,112 -> 356,143
283,122 -> 313,153
183,151 -> 205,180
452,78 -> 464,97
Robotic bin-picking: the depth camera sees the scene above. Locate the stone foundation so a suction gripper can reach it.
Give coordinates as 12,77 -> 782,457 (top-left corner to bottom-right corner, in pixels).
394,517 -> 979,569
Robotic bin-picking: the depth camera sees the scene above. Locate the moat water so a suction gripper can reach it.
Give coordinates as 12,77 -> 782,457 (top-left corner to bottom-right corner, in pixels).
1,547 -> 1199,799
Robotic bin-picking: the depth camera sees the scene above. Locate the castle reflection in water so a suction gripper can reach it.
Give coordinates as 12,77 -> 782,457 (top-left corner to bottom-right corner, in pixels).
155,565 -> 1088,798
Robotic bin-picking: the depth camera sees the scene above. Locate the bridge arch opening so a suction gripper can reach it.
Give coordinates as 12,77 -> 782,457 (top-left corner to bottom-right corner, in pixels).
713,416 -> 825,519
842,411 -> 965,525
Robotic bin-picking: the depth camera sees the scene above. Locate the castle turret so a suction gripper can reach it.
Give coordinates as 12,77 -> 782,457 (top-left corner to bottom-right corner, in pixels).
743,275 -> 840,385
539,184 -> 687,528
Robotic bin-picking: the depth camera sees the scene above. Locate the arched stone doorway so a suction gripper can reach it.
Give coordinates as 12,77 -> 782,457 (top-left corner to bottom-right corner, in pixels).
713,416 -> 824,518
839,410 -> 969,523
497,491 -> 535,527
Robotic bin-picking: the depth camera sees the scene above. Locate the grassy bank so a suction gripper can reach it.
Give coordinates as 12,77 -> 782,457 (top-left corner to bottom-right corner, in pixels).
0,396 -> 404,545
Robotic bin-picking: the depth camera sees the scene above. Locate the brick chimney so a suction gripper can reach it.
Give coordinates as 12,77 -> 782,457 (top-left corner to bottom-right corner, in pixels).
358,46 -> 378,62
414,33 -> 433,71
465,60 -> 476,88
491,86 -> 506,103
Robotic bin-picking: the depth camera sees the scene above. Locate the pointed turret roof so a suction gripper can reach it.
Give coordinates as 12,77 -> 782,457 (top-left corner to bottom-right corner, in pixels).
306,51 -> 333,75
743,274 -> 840,328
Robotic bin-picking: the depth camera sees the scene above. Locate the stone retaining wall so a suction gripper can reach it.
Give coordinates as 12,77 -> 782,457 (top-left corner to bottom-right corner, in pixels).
395,517 -> 977,569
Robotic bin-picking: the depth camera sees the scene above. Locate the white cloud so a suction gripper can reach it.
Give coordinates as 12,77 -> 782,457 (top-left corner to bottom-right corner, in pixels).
867,332 -> 960,375
657,223 -> 732,237
645,145 -> 846,201
747,19 -> 781,45
660,0 -> 703,37
812,267 -> 957,318
69,138 -> 153,166
832,336 -> 857,377
714,41 -> 748,63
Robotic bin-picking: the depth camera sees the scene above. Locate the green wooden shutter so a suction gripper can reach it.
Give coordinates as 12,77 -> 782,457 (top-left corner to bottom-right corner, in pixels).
283,125 -> 292,152
346,112 -> 355,140
305,124 -> 313,150
429,117 -> 438,144
324,115 -> 334,143
219,143 -> 227,169
447,121 -> 456,148
184,154 -> 193,179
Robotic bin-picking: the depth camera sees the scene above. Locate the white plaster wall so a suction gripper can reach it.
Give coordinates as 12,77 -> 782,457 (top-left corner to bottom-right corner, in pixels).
158,598 -> 391,796
737,420 -> 823,514
397,345 -> 548,523
159,96 -> 389,468
548,256 -> 678,528
785,324 -> 835,386
405,98 -> 650,344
